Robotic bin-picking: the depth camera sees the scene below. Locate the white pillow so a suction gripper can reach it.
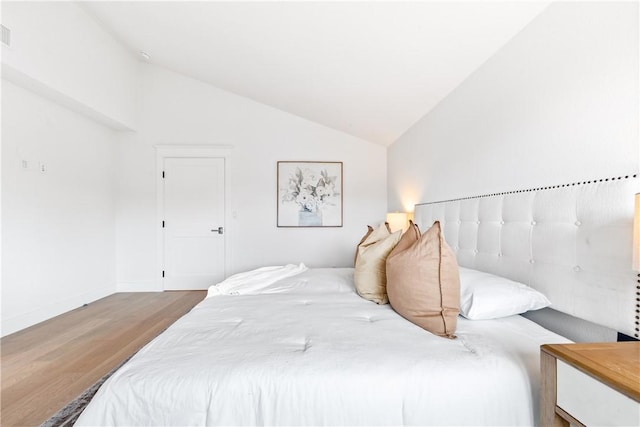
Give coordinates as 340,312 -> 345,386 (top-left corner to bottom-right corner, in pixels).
458,267 -> 550,319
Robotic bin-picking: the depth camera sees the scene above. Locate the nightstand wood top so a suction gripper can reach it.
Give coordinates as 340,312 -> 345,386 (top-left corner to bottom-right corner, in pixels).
541,342 -> 640,402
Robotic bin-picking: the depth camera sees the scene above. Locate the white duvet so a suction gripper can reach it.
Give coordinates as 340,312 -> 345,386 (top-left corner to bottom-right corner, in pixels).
76,267 -> 570,426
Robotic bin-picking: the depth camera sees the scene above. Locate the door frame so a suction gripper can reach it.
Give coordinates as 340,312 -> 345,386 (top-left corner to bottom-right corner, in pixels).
155,145 -> 233,290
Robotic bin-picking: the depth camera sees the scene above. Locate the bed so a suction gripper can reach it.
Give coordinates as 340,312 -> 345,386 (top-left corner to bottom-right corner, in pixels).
76,174 -> 637,426
76,266 -> 569,426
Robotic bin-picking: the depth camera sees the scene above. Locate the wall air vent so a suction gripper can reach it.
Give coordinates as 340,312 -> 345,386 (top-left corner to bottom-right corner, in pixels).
1,25 -> 10,47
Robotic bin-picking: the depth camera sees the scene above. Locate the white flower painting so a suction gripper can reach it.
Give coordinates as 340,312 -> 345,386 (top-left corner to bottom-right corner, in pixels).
277,161 -> 343,227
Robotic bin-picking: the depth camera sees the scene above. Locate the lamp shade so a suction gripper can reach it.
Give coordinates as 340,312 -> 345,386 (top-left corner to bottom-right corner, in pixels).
634,193 -> 640,271
386,212 -> 413,233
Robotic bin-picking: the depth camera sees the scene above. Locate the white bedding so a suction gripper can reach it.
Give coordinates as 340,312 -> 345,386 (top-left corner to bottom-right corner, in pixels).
76,267 -> 570,426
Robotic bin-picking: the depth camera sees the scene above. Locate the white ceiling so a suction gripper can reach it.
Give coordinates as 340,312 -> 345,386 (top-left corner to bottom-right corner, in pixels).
81,1 -> 550,146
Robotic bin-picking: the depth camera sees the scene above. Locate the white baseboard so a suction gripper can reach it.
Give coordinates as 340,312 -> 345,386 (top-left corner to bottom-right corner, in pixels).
116,280 -> 162,292
1,286 -> 114,337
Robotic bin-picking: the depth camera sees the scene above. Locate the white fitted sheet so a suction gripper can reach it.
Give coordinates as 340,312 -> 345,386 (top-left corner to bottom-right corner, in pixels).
76,267 -> 570,426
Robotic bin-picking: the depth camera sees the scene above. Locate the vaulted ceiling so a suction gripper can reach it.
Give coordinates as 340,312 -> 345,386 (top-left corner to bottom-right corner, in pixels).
82,1 -> 549,145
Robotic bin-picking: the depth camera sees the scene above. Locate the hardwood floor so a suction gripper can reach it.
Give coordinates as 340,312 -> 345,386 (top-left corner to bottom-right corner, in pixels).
1,291 -> 206,427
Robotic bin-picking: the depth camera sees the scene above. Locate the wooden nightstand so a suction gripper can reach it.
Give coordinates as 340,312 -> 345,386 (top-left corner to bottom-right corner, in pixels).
541,342 -> 640,426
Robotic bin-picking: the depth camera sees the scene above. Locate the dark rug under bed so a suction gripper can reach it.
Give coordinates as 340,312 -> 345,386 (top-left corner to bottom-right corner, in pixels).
40,354 -> 133,427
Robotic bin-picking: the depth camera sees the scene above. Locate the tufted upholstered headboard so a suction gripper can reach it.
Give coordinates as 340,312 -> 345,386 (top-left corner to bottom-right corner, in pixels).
414,175 -> 639,338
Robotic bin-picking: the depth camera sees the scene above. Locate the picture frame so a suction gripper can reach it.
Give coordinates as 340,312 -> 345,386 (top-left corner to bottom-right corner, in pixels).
277,161 -> 343,227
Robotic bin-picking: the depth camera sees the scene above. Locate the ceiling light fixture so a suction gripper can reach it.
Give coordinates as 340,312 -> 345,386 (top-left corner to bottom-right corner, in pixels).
139,51 -> 151,61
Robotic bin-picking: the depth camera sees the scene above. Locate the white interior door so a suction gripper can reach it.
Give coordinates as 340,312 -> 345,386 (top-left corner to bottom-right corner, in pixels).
162,157 -> 225,290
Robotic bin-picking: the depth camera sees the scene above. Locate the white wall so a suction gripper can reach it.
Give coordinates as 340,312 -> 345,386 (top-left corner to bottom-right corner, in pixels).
0,1 -> 138,335
1,80 -> 117,336
0,2 -> 386,332
1,1 -> 140,130
116,65 -> 387,291
388,2 -> 639,211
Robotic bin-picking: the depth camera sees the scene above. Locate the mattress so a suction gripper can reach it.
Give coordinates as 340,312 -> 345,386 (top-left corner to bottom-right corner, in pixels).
76,267 -> 570,426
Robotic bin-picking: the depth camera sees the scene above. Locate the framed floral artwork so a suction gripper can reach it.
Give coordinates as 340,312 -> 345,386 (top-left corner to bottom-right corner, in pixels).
277,161 -> 343,227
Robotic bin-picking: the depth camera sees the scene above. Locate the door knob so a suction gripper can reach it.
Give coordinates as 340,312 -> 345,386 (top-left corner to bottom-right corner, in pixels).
211,227 -> 224,234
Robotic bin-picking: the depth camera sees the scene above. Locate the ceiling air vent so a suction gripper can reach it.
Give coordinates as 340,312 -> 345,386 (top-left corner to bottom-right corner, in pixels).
1,25 -> 11,47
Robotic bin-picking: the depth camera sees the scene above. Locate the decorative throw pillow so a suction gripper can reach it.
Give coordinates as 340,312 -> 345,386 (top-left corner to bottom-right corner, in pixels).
362,222 -> 391,245
386,221 -> 460,338
354,225 -> 374,266
354,224 -> 401,304
458,267 -> 551,319
354,222 -> 392,266
388,220 -> 420,256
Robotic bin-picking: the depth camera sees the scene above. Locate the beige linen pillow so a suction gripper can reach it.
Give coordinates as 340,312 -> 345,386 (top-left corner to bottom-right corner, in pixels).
354,225 -> 374,266
362,222 -> 391,245
354,224 -> 401,304
386,221 -> 460,338
354,222 -> 392,266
